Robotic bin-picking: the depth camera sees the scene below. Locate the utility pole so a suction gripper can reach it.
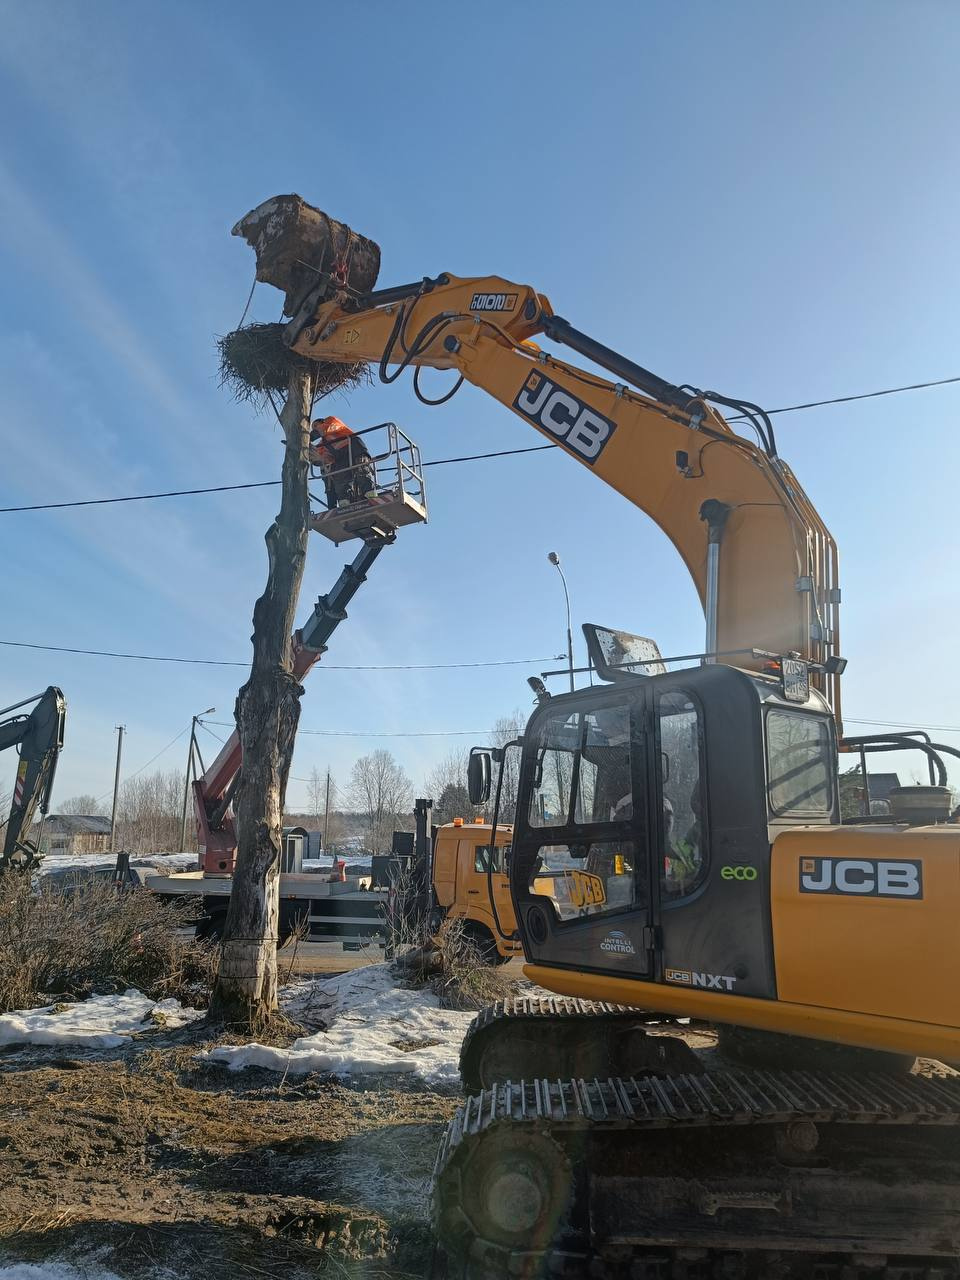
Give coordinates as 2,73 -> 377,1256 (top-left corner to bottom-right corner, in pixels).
548,551 -> 575,693
323,767 -> 331,851
109,725 -> 125,852
180,707 -> 215,851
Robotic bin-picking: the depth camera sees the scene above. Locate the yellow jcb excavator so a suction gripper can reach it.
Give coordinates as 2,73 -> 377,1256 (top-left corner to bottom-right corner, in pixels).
237,196 -> 960,1278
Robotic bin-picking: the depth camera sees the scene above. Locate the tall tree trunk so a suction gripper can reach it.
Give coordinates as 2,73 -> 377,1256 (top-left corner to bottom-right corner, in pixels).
209,367 -> 313,1030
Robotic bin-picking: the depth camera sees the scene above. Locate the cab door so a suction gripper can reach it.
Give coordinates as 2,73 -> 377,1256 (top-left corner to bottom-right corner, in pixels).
511,691 -> 656,978
455,837 -> 508,929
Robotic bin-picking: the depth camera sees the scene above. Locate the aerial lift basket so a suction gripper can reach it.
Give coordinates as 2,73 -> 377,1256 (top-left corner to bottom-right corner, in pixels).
310,421 -> 427,545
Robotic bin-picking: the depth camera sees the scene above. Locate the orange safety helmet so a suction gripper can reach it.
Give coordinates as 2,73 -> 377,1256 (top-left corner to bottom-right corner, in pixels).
312,415 -> 353,440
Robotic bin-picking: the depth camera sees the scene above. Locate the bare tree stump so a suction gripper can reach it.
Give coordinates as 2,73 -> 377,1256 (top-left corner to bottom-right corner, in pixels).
209,366 -> 313,1030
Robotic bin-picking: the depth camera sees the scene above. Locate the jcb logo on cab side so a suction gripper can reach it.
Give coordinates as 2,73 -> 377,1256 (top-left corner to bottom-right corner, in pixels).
799,857 -> 923,899
665,967 -> 736,992
513,372 -> 616,464
565,870 -> 606,909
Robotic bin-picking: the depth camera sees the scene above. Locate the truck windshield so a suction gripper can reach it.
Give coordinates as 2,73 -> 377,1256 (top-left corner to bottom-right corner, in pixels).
527,703 -> 632,828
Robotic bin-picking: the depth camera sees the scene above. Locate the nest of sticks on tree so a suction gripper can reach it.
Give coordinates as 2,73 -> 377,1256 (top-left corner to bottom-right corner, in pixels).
217,322 -> 368,407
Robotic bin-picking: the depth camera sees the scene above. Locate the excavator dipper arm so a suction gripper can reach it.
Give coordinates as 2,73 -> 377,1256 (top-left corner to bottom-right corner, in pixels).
283,271 -> 843,722
0,687 -> 66,871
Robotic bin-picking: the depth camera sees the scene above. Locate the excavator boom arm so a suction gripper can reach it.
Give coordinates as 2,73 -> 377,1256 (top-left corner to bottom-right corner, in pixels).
283,271 -> 842,719
0,686 -> 66,871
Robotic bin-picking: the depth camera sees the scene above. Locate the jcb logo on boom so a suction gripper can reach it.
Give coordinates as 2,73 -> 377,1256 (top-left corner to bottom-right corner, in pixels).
470,292 -> 518,312
799,857 -> 923,899
513,372 -> 616,464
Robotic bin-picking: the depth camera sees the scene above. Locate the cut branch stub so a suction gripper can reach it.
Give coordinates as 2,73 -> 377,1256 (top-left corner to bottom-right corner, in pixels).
232,194 -> 381,316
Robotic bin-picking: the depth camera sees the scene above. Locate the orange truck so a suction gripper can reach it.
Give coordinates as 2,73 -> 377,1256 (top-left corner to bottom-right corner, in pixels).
429,816 -> 521,963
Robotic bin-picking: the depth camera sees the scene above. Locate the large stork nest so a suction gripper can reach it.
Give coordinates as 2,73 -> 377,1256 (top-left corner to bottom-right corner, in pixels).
217,322 -> 368,407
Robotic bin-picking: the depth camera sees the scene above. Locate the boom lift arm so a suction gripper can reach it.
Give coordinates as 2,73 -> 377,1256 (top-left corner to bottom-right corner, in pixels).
195,534 -> 394,872
281,271 -> 843,722
0,687 -> 66,871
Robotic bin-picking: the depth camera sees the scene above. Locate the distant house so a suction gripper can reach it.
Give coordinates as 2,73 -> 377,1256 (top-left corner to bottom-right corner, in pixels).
38,815 -> 112,856
864,773 -> 900,803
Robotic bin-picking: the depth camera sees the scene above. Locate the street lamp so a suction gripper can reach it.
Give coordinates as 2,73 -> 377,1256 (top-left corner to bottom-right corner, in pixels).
180,707 -> 215,851
547,551 -> 575,692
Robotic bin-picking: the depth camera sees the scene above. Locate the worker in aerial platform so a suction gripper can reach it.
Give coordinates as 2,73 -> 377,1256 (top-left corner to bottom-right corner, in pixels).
309,416 -> 377,508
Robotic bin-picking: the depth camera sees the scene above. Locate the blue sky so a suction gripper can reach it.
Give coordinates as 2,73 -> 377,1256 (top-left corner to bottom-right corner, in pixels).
1,0 -> 959,812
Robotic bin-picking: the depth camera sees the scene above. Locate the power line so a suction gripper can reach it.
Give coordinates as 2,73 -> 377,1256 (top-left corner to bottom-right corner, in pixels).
205,719 -> 488,738
845,716 -> 960,735
94,725 -> 190,802
200,714 -> 960,742
740,375 -> 960,420
2,374 -> 958,515
0,637 -> 562,671
0,480 -> 279,514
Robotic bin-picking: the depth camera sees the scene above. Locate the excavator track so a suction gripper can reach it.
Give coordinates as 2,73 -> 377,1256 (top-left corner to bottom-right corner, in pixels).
459,997 -> 689,1093
433,1070 -> 960,1278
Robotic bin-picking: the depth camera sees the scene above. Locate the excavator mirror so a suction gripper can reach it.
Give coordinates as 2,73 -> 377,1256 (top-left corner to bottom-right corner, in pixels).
583,623 -> 665,682
467,750 -> 492,807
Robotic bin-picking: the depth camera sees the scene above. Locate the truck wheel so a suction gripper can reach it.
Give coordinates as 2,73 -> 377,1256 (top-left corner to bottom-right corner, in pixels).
463,922 -> 510,967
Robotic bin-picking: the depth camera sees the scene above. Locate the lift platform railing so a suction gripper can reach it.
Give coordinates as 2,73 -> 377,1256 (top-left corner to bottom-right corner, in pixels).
309,421 -> 427,545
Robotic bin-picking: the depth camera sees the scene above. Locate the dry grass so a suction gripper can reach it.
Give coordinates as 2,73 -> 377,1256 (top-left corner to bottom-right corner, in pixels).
217,322 -> 368,407
0,875 -> 218,1013
427,915 -> 516,1012
385,861 -> 515,1011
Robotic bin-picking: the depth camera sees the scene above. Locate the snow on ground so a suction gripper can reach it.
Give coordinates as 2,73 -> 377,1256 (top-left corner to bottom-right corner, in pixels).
0,1265 -> 125,1280
38,851 -> 198,879
204,963 -> 474,1086
0,989 -> 204,1049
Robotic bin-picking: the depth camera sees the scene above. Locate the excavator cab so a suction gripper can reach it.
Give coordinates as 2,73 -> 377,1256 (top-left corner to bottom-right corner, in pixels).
470,656 -> 957,1062
509,662 -> 838,999
309,420 -> 427,546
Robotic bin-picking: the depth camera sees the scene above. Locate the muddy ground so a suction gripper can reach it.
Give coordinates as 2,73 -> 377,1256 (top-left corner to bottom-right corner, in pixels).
0,1018 -> 458,1279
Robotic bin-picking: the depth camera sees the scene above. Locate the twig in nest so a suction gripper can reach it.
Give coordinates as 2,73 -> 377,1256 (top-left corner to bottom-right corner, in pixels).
217,323 -> 369,410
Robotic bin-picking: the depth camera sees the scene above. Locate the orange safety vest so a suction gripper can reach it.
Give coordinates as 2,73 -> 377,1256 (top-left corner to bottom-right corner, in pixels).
311,416 -> 358,469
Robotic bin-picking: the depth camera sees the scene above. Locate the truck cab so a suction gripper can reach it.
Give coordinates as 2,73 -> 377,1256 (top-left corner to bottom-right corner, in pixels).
431,818 -> 521,963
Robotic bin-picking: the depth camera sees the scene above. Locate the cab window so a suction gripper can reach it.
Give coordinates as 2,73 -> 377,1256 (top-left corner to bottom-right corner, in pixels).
766,710 -> 833,815
528,705 -> 632,827
658,691 -> 708,898
529,839 -> 640,920
473,843 -> 508,873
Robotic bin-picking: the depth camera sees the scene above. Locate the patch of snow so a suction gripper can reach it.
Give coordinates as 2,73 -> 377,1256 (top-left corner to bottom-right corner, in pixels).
204,963 -> 474,1086
38,851 -> 198,879
0,989 -> 203,1049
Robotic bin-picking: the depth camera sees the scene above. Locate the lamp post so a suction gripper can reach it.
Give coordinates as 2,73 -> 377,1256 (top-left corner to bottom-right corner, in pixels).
547,551 -> 575,692
180,708 -> 215,851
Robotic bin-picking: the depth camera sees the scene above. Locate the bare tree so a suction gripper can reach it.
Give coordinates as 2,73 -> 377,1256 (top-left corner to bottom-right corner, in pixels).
56,794 -> 107,817
115,770 -> 184,851
209,367 -> 313,1030
349,750 -> 412,852
424,748 -> 470,825
306,766 -> 325,821
490,711 -> 525,823
424,748 -> 467,797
